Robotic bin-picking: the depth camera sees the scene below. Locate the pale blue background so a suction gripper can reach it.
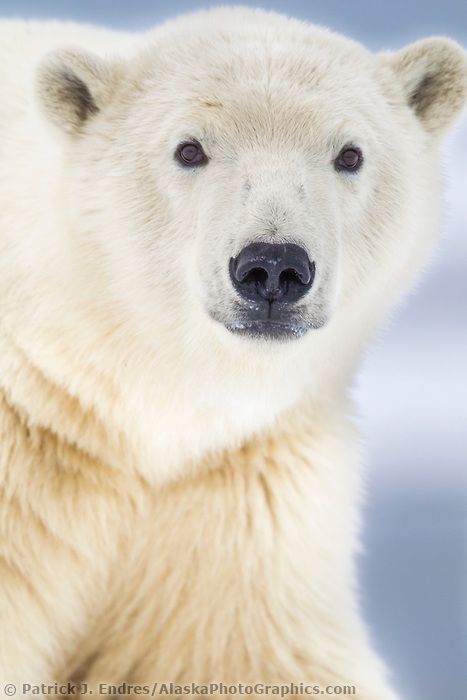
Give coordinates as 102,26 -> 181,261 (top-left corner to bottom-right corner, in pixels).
1,2 -> 465,698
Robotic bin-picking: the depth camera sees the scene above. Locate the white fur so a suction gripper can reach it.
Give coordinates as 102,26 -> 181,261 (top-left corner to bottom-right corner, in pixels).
0,8 -> 465,698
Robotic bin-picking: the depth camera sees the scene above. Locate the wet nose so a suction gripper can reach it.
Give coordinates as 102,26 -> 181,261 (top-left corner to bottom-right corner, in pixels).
229,242 -> 315,304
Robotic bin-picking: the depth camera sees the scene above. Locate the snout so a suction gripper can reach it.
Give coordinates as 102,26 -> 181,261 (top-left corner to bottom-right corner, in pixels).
228,242 -> 315,339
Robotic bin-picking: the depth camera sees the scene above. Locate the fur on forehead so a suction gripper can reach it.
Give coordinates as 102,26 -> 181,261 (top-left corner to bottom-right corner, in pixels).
134,9 -> 373,89
128,12 -> 382,141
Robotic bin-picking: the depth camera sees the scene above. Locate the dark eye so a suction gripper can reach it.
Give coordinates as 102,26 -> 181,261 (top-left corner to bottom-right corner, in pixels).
175,140 -> 208,168
334,145 -> 363,172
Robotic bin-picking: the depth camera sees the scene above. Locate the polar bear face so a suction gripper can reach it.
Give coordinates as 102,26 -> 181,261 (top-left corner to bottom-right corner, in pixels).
29,9 -> 466,475
37,10 -> 466,360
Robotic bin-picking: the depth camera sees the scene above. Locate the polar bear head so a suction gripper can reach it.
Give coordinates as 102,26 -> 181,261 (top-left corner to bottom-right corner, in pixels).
37,10 -> 466,351
32,8 -> 467,470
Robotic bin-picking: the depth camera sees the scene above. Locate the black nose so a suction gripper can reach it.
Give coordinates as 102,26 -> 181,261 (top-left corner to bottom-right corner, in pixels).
229,242 -> 315,305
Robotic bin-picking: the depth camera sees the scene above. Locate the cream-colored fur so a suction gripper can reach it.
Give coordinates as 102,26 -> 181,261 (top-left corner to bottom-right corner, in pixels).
0,8 -> 466,699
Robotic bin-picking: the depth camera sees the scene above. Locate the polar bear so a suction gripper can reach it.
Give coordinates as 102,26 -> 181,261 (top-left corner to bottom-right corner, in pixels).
0,6 -> 465,699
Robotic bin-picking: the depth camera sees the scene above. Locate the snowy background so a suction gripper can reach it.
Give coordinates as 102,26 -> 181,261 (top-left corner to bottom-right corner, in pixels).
1,1 -> 465,698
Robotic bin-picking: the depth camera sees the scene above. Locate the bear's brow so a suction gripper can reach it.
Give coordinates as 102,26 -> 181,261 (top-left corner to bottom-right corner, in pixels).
199,99 -> 224,109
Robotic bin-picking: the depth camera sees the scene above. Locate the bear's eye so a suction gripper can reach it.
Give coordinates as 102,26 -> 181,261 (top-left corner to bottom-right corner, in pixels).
175,140 -> 208,168
334,145 -> 363,173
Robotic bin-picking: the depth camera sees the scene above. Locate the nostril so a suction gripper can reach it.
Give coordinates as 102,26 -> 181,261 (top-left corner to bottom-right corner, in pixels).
234,265 -> 274,300
238,267 -> 268,287
281,268 -> 306,287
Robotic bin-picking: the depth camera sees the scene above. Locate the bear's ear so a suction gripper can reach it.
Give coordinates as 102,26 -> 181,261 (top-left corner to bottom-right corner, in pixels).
383,38 -> 467,136
36,48 -> 118,134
